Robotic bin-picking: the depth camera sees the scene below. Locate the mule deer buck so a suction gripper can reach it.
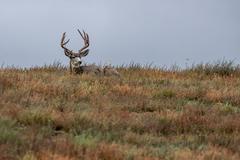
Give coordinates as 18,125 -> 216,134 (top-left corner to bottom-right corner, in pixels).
61,29 -> 120,77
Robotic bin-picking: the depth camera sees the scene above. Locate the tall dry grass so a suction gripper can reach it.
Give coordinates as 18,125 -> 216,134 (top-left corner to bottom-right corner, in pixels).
0,61 -> 240,159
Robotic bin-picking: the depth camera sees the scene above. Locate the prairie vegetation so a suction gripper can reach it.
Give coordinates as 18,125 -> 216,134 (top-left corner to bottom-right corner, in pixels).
0,61 -> 240,160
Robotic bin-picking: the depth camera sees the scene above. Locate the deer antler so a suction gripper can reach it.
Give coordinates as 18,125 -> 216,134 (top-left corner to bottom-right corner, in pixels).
77,29 -> 90,57
61,32 -> 70,49
61,32 -> 75,58
60,30 -> 90,58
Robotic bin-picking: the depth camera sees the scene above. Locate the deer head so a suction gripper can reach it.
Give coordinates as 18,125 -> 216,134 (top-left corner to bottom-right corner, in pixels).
61,29 -> 90,73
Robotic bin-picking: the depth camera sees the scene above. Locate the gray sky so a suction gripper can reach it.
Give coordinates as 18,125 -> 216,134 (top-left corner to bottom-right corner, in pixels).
1,0 -> 239,68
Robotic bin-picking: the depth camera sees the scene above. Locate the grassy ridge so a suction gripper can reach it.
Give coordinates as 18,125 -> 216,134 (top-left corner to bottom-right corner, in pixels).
0,62 -> 240,160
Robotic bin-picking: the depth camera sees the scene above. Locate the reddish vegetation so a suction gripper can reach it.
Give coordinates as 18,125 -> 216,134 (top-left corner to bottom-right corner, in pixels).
0,64 -> 240,159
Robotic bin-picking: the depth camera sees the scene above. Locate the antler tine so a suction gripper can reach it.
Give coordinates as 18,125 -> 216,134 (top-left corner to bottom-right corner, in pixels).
77,29 -> 84,39
61,32 -> 70,49
84,31 -> 90,45
86,33 -> 89,45
60,32 -> 66,46
78,29 -> 90,54
63,39 -> 70,46
77,29 -> 89,45
83,31 -> 90,42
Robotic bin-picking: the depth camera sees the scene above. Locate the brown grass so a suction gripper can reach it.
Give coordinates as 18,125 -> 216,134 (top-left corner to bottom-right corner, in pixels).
0,64 -> 240,159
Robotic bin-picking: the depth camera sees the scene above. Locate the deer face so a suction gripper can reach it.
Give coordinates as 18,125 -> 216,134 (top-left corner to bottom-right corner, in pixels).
70,57 -> 82,69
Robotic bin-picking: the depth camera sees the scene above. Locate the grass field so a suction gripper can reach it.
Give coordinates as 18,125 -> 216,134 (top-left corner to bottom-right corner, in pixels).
0,61 -> 240,160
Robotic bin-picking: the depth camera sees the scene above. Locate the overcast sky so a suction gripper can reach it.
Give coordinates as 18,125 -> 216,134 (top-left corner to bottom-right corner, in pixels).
0,0 -> 239,68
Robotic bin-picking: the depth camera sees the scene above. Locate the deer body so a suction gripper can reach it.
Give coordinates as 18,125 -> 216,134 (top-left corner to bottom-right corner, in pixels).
61,30 -> 120,77
71,64 -> 120,77
76,64 -> 102,75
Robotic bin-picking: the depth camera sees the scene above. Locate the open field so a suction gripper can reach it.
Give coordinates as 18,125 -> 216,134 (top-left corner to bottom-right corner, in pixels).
0,62 -> 240,160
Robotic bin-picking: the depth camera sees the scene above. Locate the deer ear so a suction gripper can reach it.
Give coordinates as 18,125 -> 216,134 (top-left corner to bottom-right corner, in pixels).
79,49 -> 89,57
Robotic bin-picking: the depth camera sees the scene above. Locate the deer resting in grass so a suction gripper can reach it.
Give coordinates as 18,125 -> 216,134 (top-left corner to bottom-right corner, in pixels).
61,30 -> 120,77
